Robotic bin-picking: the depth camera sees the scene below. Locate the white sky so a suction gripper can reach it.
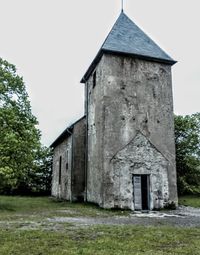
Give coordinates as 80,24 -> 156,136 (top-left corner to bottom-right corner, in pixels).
0,0 -> 199,146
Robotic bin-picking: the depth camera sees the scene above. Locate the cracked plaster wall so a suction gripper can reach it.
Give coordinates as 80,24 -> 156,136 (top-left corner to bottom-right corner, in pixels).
51,118 -> 86,201
71,118 -> 86,201
52,136 -> 72,200
111,132 -> 169,210
86,53 -> 177,209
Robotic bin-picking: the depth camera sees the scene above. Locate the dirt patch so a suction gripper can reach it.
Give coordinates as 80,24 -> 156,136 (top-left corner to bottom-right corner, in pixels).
47,206 -> 200,228
1,206 -> 200,231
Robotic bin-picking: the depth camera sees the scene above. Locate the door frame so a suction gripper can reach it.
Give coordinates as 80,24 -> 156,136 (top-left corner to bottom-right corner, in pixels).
133,174 -> 150,211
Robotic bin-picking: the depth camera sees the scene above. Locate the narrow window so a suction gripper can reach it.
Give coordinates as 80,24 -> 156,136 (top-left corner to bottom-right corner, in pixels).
59,156 -> 62,185
66,150 -> 69,170
93,71 -> 96,88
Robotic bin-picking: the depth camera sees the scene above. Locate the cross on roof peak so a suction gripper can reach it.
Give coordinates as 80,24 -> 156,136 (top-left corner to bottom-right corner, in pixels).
121,0 -> 124,12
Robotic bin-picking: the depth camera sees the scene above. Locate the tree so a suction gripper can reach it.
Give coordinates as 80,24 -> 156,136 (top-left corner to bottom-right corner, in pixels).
0,58 -> 52,194
175,113 -> 200,195
26,146 -> 53,194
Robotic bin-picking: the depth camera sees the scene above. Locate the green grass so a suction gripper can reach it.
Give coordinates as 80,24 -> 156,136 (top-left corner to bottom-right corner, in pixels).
0,195 -> 128,221
0,196 -> 200,254
179,195 -> 200,208
0,195 -> 59,212
0,226 -> 200,255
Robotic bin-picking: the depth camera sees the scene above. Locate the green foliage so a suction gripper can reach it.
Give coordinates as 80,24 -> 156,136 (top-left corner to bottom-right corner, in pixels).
0,58 -> 52,194
175,113 -> 200,195
26,147 -> 53,194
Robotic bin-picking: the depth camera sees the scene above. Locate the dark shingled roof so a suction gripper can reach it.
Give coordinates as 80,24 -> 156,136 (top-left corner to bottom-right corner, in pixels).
81,12 -> 176,83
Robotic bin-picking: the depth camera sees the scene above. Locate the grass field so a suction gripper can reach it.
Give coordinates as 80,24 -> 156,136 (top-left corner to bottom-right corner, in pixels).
179,195 -> 200,208
0,196 -> 200,255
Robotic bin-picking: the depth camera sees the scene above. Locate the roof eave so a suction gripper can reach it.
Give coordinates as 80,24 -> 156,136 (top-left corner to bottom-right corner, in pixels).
50,127 -> 73,148
80,50 -> 103,83
103,49 -> 177,65
80,49 -> 177,84
50,115 -> 86,148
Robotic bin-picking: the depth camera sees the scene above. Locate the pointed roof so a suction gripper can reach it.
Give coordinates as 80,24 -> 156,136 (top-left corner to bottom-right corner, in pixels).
81,12 -> 176,83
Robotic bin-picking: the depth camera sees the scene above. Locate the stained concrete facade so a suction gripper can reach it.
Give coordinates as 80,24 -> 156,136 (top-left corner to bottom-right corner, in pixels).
51,117 -> 86,201
51,135 -> 72,200
85,54 -> 177,210
51,11 -> 178,210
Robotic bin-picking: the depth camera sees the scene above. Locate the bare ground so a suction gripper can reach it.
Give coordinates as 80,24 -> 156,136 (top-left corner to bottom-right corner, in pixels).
47,206 -> 200,228
1,206 -> 200,232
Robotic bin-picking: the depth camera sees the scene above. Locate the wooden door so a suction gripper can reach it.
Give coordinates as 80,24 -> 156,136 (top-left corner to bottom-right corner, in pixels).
133,175 -> 142,210
133,175 -> 150,211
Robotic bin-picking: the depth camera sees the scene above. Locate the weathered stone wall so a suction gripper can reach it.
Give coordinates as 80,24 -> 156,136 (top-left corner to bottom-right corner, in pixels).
71,117 -> 86,201
111,132 -> 169,210
51,117 -> 86,201
86,63 -> 105,206
51,136 -> 72,200
86,53 -> 177,209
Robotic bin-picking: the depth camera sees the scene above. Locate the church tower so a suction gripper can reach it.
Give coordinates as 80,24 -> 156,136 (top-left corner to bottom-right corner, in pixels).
81,12 -> 178,210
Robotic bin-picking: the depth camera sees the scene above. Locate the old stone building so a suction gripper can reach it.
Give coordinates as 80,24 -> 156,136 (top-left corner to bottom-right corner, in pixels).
51,116 -> 86,201
51,12 -> 178,210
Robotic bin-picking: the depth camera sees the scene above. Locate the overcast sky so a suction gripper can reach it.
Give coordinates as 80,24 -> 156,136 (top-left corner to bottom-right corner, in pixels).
1,0 -> 199,146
